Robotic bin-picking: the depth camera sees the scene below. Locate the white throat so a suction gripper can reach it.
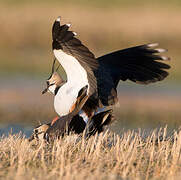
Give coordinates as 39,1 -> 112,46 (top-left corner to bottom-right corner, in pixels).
53,49 -> 89,116
48,84 -> 57,95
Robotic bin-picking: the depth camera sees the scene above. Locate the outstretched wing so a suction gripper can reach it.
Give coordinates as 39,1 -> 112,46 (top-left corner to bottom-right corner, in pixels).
96,43 -> 171,106
97,43 -> 170,87
52,17 -> 98,96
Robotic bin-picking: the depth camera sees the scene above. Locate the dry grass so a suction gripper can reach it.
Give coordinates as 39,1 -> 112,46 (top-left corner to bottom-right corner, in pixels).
0,128 -> 181,180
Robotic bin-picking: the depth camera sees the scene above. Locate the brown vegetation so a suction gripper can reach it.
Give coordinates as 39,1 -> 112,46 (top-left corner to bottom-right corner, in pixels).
1,129 -> 181,180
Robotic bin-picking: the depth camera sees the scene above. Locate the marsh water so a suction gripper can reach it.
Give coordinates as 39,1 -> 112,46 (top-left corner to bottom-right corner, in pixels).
0,76 -> 180,138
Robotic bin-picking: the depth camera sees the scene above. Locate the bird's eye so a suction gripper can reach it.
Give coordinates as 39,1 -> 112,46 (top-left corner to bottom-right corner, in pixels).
34,129 -> 38,134
46,81 -> 50,86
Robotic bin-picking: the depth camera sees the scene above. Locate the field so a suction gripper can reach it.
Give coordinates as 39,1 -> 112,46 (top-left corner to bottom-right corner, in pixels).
1,129 -> 181,180
0,0 -> 181,179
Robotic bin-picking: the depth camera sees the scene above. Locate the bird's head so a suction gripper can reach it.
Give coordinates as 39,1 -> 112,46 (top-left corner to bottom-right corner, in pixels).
29,123 -> 50,142
42,58 -> 64,95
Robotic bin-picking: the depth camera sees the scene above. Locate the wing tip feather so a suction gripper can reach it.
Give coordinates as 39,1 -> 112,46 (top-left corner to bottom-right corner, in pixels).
56,16 -> 61,22
147,43 -> 159,48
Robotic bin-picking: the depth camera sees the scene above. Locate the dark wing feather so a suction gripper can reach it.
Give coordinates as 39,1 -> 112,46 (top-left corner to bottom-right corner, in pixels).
85,109 -> 114,138
94,66 -> 118,106
96,43 -> 170,106
97,43 -> 170,86
52,18 -> 98,96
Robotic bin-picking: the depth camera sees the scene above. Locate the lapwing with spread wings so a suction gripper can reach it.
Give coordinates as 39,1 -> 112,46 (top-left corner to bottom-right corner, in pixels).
42,16 -> 171,124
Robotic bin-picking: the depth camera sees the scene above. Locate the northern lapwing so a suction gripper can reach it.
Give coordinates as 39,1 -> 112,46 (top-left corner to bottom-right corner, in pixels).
42,16 -> 171,122
29,109 -> 113,142
43,85 -> 113,141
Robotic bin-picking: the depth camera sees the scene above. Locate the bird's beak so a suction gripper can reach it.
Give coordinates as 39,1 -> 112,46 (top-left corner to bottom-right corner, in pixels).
42,81 -> 52,94
42,87 -> 49,94
28,134 -> 35,142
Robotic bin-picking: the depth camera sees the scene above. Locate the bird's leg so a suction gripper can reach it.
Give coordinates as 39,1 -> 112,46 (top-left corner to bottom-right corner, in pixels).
51,116 -> 60,126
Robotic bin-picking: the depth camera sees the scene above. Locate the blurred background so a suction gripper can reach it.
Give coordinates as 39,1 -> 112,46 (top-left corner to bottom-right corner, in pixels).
0,0 -> 180,136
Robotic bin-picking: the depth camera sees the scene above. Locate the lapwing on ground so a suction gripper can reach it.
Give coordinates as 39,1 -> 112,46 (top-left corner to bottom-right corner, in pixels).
29,109 -> 113,142
31,85 -> 114,141
45,109 -> 114,141
42,16 -> 171,123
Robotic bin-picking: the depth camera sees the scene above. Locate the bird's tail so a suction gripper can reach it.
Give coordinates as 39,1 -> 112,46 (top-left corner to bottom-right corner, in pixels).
85,109 -> 114,138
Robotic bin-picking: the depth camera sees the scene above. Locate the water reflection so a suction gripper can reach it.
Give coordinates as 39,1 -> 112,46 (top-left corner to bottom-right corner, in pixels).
0,124 -> 33,138
0,124 -> 177,139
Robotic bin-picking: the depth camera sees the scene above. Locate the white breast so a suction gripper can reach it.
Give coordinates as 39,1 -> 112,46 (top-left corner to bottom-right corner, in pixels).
53,49 -> 89,85
53,49 -> 89,116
